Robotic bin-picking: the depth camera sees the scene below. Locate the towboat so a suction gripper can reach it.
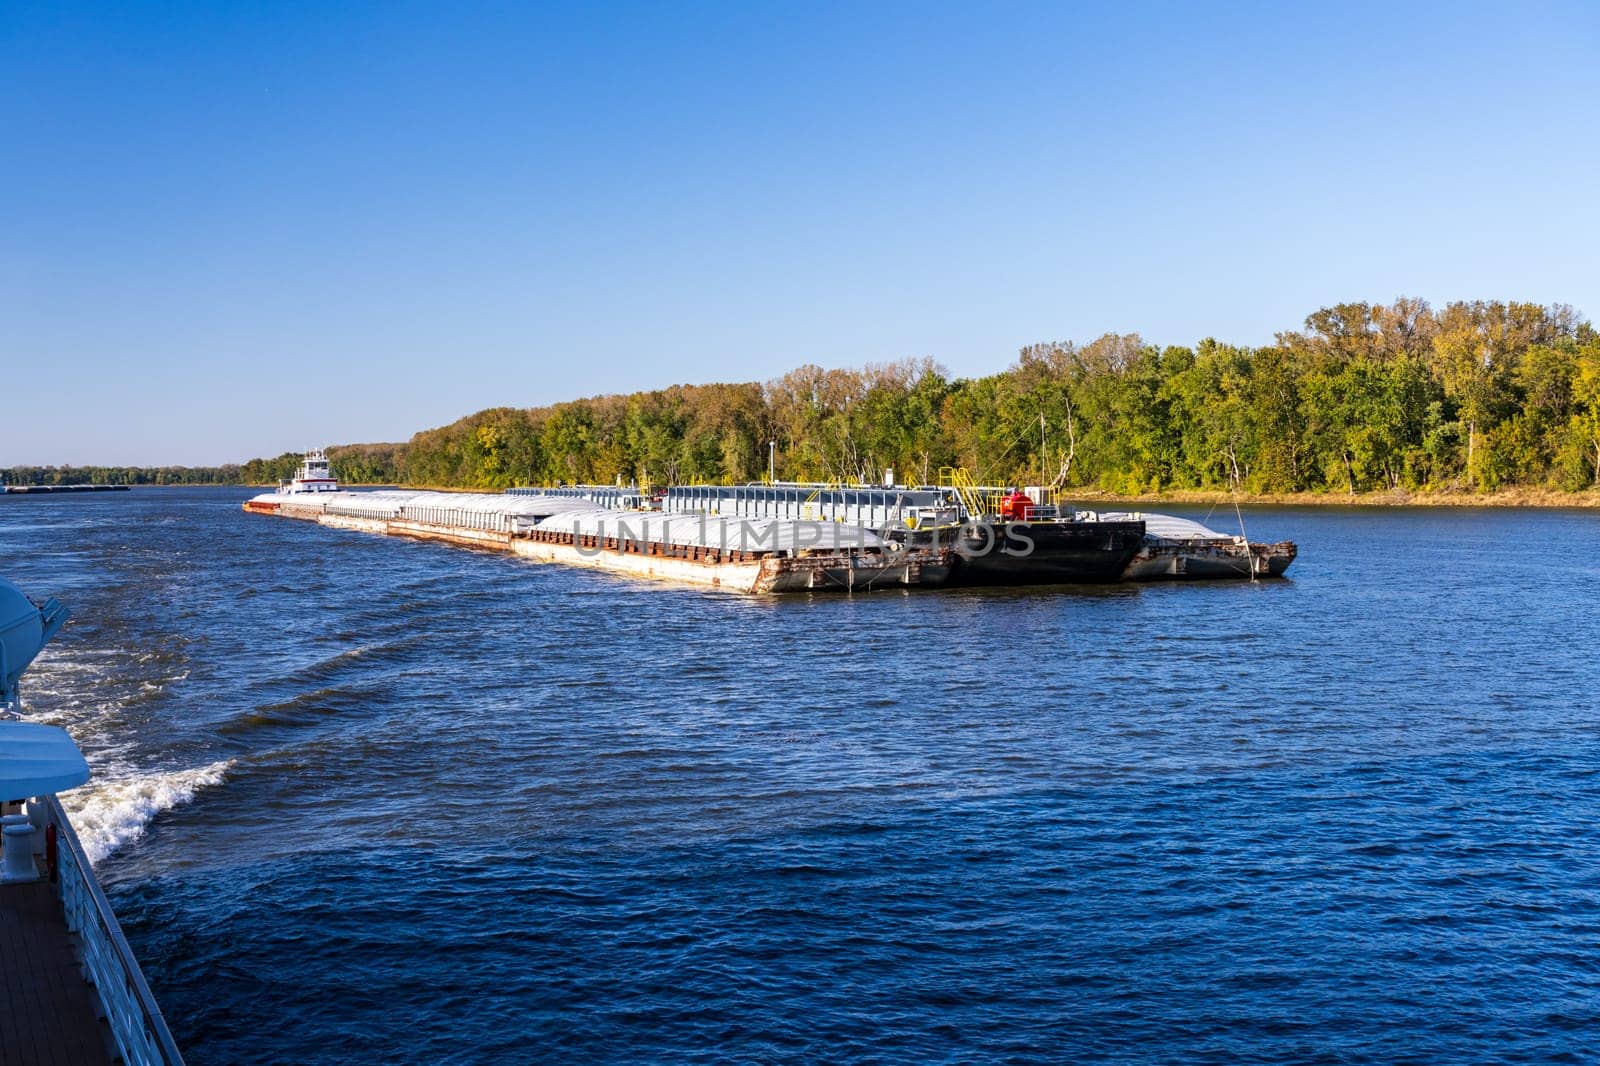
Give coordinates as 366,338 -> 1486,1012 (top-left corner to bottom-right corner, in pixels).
280,449 -> 339,494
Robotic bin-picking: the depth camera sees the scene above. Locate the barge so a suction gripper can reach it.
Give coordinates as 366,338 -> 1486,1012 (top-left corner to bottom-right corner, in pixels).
661,481 -> 1294,583
247,490 -> 951,593
1097,512 -> 1298,580
246,458 -> 950,593
660,482 -> 1146,585
247,455 -> 1295,591
2,578 -> 185,1066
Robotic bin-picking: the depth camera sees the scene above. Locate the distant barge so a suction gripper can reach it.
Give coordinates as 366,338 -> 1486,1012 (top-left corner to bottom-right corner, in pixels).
3,484 -> 130,494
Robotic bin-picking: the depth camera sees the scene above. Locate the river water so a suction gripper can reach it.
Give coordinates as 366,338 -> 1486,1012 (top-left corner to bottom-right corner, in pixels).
3,487 -> 1597,1063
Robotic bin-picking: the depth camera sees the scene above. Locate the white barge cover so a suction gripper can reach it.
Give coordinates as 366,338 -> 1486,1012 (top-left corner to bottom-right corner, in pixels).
531,508 -> 887,552
249,490 -> 601,521
1096,512 -> 1242,542
251,491 -> 890,551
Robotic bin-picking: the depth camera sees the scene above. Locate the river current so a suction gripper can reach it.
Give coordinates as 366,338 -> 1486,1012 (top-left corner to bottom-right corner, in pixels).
3,487 -> 1598,1063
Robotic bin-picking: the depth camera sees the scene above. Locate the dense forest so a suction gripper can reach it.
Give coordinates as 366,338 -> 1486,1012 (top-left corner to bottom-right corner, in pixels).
21,299 -> 1597,497
0,464 -> 246,486
1,450 -> 409,489
3,445 -> 409,489
287,299 -> 1598,496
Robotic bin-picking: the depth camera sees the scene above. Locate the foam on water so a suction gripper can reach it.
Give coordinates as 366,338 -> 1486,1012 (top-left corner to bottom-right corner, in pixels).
62,760 -> 234,865
9,612 -> 228,869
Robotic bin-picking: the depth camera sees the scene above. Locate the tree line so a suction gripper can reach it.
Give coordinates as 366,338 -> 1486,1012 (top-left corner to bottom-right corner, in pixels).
3,444 -> 409,489
42,298 -> 1594,496
0,465 -> 246,486
305,298 -> 1598,496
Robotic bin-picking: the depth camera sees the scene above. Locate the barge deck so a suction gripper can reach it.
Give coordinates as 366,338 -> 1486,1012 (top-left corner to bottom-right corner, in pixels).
658,483 -> 1149,585
1096,512 -> 1298,580
246,493 -> 952,594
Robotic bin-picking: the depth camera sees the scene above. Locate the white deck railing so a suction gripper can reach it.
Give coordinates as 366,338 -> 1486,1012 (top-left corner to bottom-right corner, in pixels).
40,793 -> 186,1066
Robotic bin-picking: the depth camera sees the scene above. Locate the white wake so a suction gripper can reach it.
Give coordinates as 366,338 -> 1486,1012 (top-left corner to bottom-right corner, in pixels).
61,760 -> 235,865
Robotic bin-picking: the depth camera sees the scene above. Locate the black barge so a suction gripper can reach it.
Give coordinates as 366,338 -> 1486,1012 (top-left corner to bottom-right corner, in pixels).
941,515 -> 1147,585
658,482 -> 1146,586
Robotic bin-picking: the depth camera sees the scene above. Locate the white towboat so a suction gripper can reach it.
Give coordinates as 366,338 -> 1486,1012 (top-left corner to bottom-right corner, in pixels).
280,449 -> 339,494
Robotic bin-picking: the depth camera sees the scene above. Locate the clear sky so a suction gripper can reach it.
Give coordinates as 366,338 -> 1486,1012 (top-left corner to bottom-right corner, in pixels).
5,2 -> 1598,465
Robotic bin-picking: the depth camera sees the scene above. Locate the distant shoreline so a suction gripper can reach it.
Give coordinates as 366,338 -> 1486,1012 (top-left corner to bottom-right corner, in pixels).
1068,488 -> 1600,510
227,482 -> 1600,510
13,481 -> 1598,510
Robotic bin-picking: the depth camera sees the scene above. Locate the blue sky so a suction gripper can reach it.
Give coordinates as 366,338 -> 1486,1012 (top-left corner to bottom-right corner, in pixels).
4,1 -> 1598,465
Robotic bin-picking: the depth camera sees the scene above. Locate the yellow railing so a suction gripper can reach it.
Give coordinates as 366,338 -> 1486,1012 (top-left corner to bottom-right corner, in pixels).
798,481 -> 847,520
938,467 -> 997,518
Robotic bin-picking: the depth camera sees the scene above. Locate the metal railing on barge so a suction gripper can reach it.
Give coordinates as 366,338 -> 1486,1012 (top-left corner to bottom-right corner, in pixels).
661,484 -> 960,530
658,480 -> 1077,528
506,485 -> 645,510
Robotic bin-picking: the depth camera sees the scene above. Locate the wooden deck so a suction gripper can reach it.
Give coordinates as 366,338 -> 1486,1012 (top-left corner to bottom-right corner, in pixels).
0,879 -> 112,1066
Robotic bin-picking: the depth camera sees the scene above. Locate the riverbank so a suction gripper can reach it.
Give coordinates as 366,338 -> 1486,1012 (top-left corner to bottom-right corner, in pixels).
239,483 -> 1600,509
1069,487 -> 1600,509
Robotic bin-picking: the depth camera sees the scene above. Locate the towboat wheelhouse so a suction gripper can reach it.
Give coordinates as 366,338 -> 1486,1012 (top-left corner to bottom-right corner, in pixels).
282,449 -> 339,494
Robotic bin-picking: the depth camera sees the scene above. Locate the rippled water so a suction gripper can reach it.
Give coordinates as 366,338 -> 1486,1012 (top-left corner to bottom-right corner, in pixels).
3,487 -> 1599,1063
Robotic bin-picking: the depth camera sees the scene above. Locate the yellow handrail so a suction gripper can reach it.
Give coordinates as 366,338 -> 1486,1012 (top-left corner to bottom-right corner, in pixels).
802,480 -> 849,519
938,466 -> 989,518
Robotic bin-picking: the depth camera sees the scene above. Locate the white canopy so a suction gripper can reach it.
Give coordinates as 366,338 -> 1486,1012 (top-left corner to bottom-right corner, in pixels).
249,489 -> 606,522
1098,512 -> 1240,542
0,721 -> 91,799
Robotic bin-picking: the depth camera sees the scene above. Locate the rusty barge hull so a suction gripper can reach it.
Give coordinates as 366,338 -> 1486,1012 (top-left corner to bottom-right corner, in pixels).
1082,511 -> 1298,581
1122,539 -> 1297,580
244,499 -> 950,594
